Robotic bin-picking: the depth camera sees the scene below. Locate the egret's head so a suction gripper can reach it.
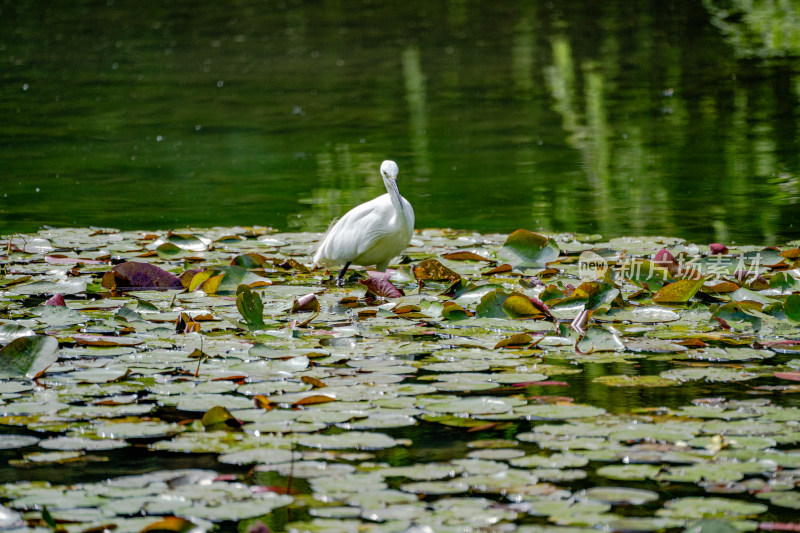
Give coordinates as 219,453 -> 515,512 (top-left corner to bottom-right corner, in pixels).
380,160 -> 399,180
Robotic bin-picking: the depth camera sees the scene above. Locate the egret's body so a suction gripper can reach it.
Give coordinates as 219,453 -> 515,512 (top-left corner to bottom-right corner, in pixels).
313,160 -> 414,285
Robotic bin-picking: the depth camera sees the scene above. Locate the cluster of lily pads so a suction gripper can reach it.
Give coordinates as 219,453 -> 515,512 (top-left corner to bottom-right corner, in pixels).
0,226 -> 799,532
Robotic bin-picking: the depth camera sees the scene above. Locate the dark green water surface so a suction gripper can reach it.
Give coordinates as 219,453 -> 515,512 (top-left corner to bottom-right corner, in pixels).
2,0 -> 799,243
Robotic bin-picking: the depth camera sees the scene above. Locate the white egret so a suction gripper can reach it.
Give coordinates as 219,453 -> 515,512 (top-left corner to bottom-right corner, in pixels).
313,160 -> 415,286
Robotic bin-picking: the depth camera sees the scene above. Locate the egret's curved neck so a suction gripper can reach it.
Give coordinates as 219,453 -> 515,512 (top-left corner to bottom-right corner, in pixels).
383,177 -> 406,215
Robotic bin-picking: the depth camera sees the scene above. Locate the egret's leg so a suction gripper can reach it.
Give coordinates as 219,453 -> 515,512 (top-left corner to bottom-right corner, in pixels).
335,262 -> 351,287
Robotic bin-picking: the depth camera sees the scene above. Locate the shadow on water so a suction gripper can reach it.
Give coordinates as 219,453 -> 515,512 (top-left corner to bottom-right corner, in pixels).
1,0 -> 799,243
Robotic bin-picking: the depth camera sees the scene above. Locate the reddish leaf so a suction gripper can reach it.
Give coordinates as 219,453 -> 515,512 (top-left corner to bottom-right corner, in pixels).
102,261 -> 183,291
774,372 -> 800,382
654,249 -> 677,270
709,243 -> 728,255
245,521 -> 273,533
44,294 -> 66,306
760,522 -> 800,532
359,272 -> 404,298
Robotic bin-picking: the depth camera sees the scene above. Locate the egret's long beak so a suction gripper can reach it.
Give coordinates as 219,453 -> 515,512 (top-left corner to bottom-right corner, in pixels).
386,177 -> 403,212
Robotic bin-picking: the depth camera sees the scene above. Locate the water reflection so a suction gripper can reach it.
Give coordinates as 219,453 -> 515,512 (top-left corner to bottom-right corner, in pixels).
0,1 -> 798,243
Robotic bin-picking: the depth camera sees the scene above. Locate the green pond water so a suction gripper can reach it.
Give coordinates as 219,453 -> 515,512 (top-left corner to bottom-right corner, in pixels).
2,0 -> 800,244
2,1 -> 800,531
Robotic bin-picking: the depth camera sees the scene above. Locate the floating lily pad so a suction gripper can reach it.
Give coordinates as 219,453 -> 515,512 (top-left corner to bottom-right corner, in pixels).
0,435 -> 39,449
515,404 -> 606,420
577,486 -> 659,505
0,335 -> 59,379
657,496 -> 767,519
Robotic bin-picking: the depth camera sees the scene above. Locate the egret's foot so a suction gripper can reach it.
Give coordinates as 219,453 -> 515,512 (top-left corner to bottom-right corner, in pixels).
334,262 -> 351,288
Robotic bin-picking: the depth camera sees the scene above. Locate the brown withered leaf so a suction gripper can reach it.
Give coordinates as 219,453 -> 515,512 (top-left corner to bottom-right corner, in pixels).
231,252 -> 270,269
187,348 -> 207,358
293,394 -> 335,406
482,264 -> 512,276
73,334 -> 144,347
413,259 -> 461,282
254,395 -> 272,409
301,376 -> 327,388
277,258 -> 310,273
338,296 -> 360,308
676,338 -> 708,348
494,333 -> 533,349
442,251 -> 492,262
702,281 -> 740,294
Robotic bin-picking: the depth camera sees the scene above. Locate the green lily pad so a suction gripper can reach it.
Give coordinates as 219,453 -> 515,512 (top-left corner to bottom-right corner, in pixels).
514,404 -> 607,420
500,229 -> 560,268
0,335 -> 59,379
577,486 -> 659,505
596,464 -> 661,481
657,496 -> 767,519
593,374 -> 677,387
